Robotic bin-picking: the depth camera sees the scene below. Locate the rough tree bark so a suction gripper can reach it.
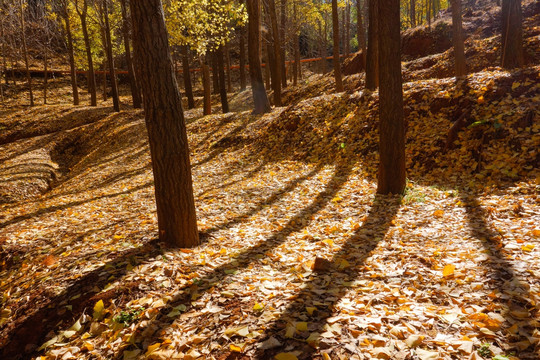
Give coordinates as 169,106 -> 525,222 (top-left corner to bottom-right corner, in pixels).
202,55 -> 212,115
75,0 -> 97,106
293,0 -> 300,86
377,0 -> 406,194
332,0 -> 344,92
120,0 -> 142,108
238,22 -> 247,90
130,0 -> 199,247
264,0 -> 282,106
216,45 -> 229,113
279,0 -> 287,88
501,0 -> 523,68
365,0 -> 379,90
410,0 -> 416,27
450,0 -> 467,76
357,0 -> 366,63
247,0 -> 271,114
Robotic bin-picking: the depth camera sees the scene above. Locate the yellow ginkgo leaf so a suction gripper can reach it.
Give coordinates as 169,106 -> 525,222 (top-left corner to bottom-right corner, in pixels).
145,343 -> 160,355
442,264 -> 455,278
296,322 -> 308,332
93,300 -> 104,319
230,344 -> 244,353
521,244 -> 535,252
306,307 -> 317,315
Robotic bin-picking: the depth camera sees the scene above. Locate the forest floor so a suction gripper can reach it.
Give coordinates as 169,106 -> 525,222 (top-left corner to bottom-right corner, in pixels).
1,4 -> 540,358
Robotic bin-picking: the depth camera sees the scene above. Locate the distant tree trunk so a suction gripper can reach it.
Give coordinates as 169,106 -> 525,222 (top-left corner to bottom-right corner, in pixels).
267,41 -> 278,96
263,45 -> 271,89
279,0 -> 287,88
225,42 -> 232,93
450,0 -> 467,76
181,46 -> 195,109
410,0 -> 416,27
216,45 -> 229,113
130,0 -> 199,248
102,0 -> 120,112
319,21 -> 327,73
265,0 -> 282,106
345,1 -> 350,56
1,19 -> 6,87
332,0 -> 344,92
120,0 -> 142,108
427,0 -> 432,29
43,46 -> 48,104
76,0 -> 97,106
62,1 -> 79,105
501,0 -> 523,68
293,1 -> 300,86
211,51 -> 219,94
377,0 -> 406,194
239,24 -> 247,90
247,0 -> 271,114
202,56 -> 212,115
357,0 -> 366,63
20,0 -> 34,106
366,0 -> 379,90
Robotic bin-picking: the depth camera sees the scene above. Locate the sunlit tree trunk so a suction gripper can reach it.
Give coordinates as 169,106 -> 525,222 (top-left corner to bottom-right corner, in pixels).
410,0 -> 416,27
216,45 -> 229,113
61,0 -> 79,105
130,0 -> 199,248
332,0 -> 344,92
265,0 -> 282,106
293,1 -> 300,86
247,0 -> 271,114
501,0 -> 523,68
357,0 -> 366,63
202,55 -> 212,115
225,42 -> 232,93
366,0 -> 379,90
450,0 -> 467,76
377,0 -> 405,194
238,22 -> 247,90
279,0 -> 287,88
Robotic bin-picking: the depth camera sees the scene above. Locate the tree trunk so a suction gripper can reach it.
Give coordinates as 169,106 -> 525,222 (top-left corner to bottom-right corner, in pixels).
267,40 -> 278,99
77,0 -> 98,106
265,0 -> 282,106
120,0 -> 142,108
63,2 -> 79,105
293,1 -> 300,86
247,0 -> 271,114
181,46 -> 195,109
202,56 -> 212,115
263,45 -> 270,89
357,0 -> 366,63
279,0 -> 287,88
427,0 -> 432,29
130,0 -> 199,248
239,23 -> 247,90
319,21 -> 327,74
366,0 -> 379,90
1,18 -> 6,87
102,0 -> 120,112
216,45 -> 229,113
450,0 -> 467,76
43,46 -> 48,104
501,0 -> 523,68
20,0 -> 34,106
225,42 -> 232,93
410,0 -> 416,27
377,0 -> 406,194
332,0 -> 344,92
211,51 -> 219,94
345,1 -> 350,56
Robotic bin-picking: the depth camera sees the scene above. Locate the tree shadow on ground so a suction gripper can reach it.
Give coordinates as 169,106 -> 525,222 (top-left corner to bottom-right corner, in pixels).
0,238 -> 163,360
255,194 -> 402,359
114,161 -> 355,358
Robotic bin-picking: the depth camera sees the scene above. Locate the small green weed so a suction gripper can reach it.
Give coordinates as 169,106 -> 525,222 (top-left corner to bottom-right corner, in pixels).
114,307 -> 145,326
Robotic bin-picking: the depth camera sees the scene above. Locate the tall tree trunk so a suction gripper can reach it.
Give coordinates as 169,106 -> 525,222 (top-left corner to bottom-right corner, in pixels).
263,44 -> 270,89
76,0 -> 97,106
279,0 -> 287,88
247,0 -> 271,114
357,0 -> 366,63
293,1 -> 300,86
181,45 -> 195,109
211,51 -> 219,94
501,0 -> 523,68
264,0 -> 282,106
377,0 -> 405,194
267,41 -> 278,98
62,1 -> 79,105
319,21 -> 327,74
225,42 -> 232,93
102,0 -> 120,112
20,0 -> 34,106
427,0 -> 432,28
332,0 -> 344,92
202,55 -> 212,115
410,0 -> 416,27
43,46 -> 48,104
345,0 -> 350,56
1,18 -> 6,87
450,0 -> 467,76
130,0 -> 199,248
239,23 -> 247,90
120,0 -> 142,108
216,45 -> 229,113
366,0 -> 379,90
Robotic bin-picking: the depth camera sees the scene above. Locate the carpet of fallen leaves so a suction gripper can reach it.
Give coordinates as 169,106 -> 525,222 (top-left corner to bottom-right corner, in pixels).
1,60 -> 539,360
